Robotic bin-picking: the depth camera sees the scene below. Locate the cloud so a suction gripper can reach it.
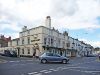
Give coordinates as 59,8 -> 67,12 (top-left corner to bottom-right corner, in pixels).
79,38 -> 100,47
51,0 -> 78,17
0,12 -> 21,32
0,0 -> 51,21
0,0 -> 100,30
51,17 -> 100,30
50,0 -> 100,31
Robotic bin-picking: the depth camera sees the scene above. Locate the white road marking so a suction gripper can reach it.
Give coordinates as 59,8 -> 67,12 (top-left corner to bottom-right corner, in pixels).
51,69 -> 59,71
56,67 -> 63,70
9,61 -> 15,62
72,61 -> 96,66
26,60 -> 99,75
49,69 -> 55,71
28,72 -> 38,75
84,70 -> 100,73
68,68 -> 97,75
9,61 -> 20,62
61,67 -> 68,70
68,66 -> 87,69
44,71 -> 52,73
34,73 -> 42,75
26,66 -> 99,75
8,60 -> 34,63
40,70 -> 48,72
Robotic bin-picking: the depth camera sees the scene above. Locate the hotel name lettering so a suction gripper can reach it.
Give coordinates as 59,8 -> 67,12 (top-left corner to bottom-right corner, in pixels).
31,39 -> 40,42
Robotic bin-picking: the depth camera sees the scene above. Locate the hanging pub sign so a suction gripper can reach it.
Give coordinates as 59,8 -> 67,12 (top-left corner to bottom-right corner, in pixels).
31,39 -> 40,42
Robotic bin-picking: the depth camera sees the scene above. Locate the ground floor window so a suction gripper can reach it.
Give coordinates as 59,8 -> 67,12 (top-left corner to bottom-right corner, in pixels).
27,48 -> 30,54
22,48 -> 24,54
66,51 -> 70,55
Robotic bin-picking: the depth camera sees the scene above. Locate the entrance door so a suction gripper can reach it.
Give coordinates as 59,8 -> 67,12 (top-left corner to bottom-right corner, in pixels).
71,52 -> 76,57
17,48 -> 20,57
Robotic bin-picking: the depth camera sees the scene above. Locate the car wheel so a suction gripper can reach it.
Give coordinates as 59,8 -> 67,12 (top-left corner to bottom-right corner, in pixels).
62,59 -> 67,64
41,59 -> 47,64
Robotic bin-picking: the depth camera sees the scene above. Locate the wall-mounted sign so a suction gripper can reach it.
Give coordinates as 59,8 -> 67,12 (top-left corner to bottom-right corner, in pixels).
31,39 -> 40,42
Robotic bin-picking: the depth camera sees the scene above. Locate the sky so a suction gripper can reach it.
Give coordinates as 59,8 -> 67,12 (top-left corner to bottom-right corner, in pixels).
0,0 -> 100,47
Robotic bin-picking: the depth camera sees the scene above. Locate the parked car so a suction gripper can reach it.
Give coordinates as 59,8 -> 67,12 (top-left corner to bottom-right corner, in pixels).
99,54 -> 100,60
39,52 -> 69,64
1,50 -> 17,57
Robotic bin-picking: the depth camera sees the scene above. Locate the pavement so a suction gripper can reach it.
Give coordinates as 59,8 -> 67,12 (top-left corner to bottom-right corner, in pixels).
96,58 -> 100,62
0,56 -> 100,75
0,58 -> 7,63
0,55 -> 38,63
0,55 -> 7,63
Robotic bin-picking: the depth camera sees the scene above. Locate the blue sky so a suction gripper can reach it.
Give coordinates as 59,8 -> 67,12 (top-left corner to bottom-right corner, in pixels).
0,0 -> 100,47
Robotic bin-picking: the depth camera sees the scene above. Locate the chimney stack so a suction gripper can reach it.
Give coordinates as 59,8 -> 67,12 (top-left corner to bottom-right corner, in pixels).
45,16 -> 51,29
22,26 -> 27,31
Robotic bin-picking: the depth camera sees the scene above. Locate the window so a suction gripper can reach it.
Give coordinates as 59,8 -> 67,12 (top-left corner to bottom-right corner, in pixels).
22,49 -> 24,54
27,48 -> 30,54
22,38 -> 24,44
58,39 -> 60,46
53,54 -> 60,57
44,38 -> 47,45
46,53 -> 53,56
48,38 -> 50,45
76,43 -> 77,46
34,37 -> 37,39
17,40 -> 19,46
63,41 -> 65,48
27,30 -> 30,34
34,34 -> 38,39
51,38 -> 53,44
66,51 -> 70,54
68,43 -> 70,47
27,37 -> 30,44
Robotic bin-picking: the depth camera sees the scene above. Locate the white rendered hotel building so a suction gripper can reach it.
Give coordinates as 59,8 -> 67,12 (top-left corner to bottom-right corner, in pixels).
0,16 -> 93,57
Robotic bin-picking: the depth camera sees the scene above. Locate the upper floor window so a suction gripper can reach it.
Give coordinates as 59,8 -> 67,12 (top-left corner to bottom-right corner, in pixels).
72,42 -> 75,46
51,38 -> 53,45
63,41 -> 65,48
67,43 -> 70,47
76,43 -> 77,46
27,30 -> 30,34
48,38 -> 50,45
58,39 -> 60,46
10,41 -> 12,46
44,38 -> 47,45
17,40 -> 19,46
34,34 -> 38,39
27,37 -> 30,44
22,38 -> 24,44
22,32 -> 25,37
